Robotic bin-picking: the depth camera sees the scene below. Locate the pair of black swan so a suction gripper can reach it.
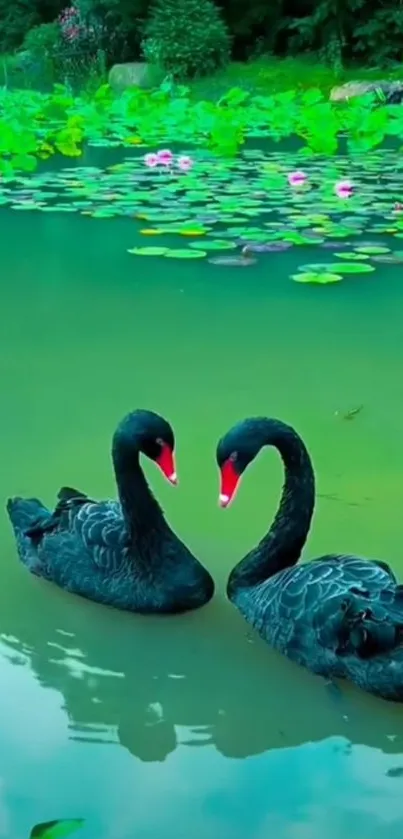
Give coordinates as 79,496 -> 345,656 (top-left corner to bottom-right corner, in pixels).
7,409 -> 403,701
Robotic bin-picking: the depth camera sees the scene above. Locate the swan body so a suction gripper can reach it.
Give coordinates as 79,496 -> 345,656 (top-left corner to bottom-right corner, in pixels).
7,410 -> 214,614
217,417 -> 403,701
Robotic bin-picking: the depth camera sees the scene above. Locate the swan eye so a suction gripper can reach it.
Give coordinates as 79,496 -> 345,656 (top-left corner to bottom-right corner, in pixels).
229,452 -> 238,462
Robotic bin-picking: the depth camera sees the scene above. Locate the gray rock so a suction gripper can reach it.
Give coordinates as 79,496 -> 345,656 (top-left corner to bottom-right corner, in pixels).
108,62 -> 163,93
330,80 -> 403,104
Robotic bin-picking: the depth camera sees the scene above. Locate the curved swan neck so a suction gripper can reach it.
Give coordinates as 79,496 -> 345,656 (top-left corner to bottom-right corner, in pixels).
112,442 -> 166,545
228,420 -> 315,594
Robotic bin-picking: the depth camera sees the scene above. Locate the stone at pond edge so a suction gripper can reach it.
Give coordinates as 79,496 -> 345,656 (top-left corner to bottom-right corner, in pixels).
108,63 -> 164,93
329,81 -> 403,105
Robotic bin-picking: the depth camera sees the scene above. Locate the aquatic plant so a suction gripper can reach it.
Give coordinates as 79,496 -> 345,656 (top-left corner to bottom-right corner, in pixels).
3,143 -> 403,278
0,83 -> 402,176
335,179 -> 354,198
29,819 -> 84,838
288,170 -> 307,187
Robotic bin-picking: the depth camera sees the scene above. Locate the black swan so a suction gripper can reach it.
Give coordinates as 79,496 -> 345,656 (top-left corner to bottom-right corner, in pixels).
216,416 -> 403,701
7,409 -> 214,613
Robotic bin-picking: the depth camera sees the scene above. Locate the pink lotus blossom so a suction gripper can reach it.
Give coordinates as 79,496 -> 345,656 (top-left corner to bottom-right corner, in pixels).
177,155 -> 193,172
287,170 -> 307,187
144,153 -> 159,168
335,180 -> 354,199
157,149 -> 173,166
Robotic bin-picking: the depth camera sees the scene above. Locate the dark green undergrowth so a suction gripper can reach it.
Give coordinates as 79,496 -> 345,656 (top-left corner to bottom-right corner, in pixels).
185,56 -> 403,101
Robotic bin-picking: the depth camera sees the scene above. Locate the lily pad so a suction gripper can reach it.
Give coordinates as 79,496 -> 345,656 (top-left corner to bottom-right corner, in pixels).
208,256 -> 256,266
371,253 -> 403,263
292,272 -> 342,284
127,246 -> 168,256
189,239 -> 236,250
326,262 -> 375,274
30,820 -> 85,838
333,252 -> 369,260
355,245 -> 390,255
164,249 -> 206,258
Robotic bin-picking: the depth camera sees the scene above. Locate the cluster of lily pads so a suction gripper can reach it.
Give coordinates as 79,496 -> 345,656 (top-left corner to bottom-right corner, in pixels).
2,144 -> 403,281
0,82 -> 402,176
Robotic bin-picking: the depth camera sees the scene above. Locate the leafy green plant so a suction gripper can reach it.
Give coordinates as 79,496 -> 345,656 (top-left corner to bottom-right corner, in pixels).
0,74 -> 402,177
141,0 -> 231,79
77,0 -> 151,63
29,819 -> 84,838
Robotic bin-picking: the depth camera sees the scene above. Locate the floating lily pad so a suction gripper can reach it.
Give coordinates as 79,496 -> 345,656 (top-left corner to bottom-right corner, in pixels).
326,262 -> 375,274
334,252 -> 369,260
242,242 -> 292,252
140,228 -> 165,235
127,246 -> 169,256
177,227 -> 208,236
164,248 -> 206,258
355,245 -> 390,255
371,253 -> 403,263
30,820 -> 85,838
292,272 -> 342,284
189,239 -> 236,250
208,256 -> 256,266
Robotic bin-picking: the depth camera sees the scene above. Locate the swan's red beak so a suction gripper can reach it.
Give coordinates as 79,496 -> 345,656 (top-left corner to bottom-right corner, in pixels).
156,444 -> 177,485
219,460 -> 240,508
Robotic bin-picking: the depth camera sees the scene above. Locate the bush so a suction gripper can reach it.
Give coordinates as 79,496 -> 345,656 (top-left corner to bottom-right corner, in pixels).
22,8 -> 107,87
23,21 -> 60,57
0,0 -> 66,52
141,0 -> 231,79
76,0 -> 151,64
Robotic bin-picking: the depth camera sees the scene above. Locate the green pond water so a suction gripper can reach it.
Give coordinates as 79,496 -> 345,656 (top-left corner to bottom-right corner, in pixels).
2,147 -> 403,838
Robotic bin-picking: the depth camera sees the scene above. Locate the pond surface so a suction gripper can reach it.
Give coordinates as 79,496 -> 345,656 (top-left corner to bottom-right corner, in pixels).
2,148 -> 403,839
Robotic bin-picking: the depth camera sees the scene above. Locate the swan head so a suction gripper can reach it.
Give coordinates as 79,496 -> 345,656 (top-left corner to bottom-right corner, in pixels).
114,410 -> 177,485
216,418 -> 268,507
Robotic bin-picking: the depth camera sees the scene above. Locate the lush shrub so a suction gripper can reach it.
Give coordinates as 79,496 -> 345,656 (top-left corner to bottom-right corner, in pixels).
0,0 -> 66,52
76,0 -> 151,63
141,0 -> 231,79
23,21 -> 60,57
20,8 -> 107,86
216,0 -> 284,60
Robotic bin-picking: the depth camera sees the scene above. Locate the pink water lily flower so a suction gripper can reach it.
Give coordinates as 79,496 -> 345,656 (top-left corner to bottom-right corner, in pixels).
157,149 -> 174,166
335,180 -> 354,199
177,155 -> 194,172
287,170 -> 307,187
144,153 -> 159,168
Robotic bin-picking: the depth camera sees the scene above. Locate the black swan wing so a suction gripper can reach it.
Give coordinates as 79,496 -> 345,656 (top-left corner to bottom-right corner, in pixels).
251,555 -> 399,653
23,486 -> 130,573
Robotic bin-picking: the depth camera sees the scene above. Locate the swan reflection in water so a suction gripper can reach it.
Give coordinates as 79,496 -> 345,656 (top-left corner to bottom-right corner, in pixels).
1,569 -> 403,765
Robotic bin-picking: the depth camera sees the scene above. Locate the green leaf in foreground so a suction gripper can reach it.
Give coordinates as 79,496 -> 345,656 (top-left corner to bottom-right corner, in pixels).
354,245 -> 390,255
292,272 -> 342,284
333,252 -> 369,260
30,819 -> 85,839
326,262 -> 375,273
127,247 -> 168,256
189,240 -> 236,250
164,249 -> 206,258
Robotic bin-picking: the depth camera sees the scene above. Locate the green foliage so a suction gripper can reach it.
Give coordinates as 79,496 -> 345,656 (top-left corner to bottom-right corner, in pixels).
30,819 -> 84,838
0,0 -> 40,52
141,0 -> 231,79
1,77 -> 403,179
77,0 -> 151,63
23,22 -> 61,58
0,0 -> 65,52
